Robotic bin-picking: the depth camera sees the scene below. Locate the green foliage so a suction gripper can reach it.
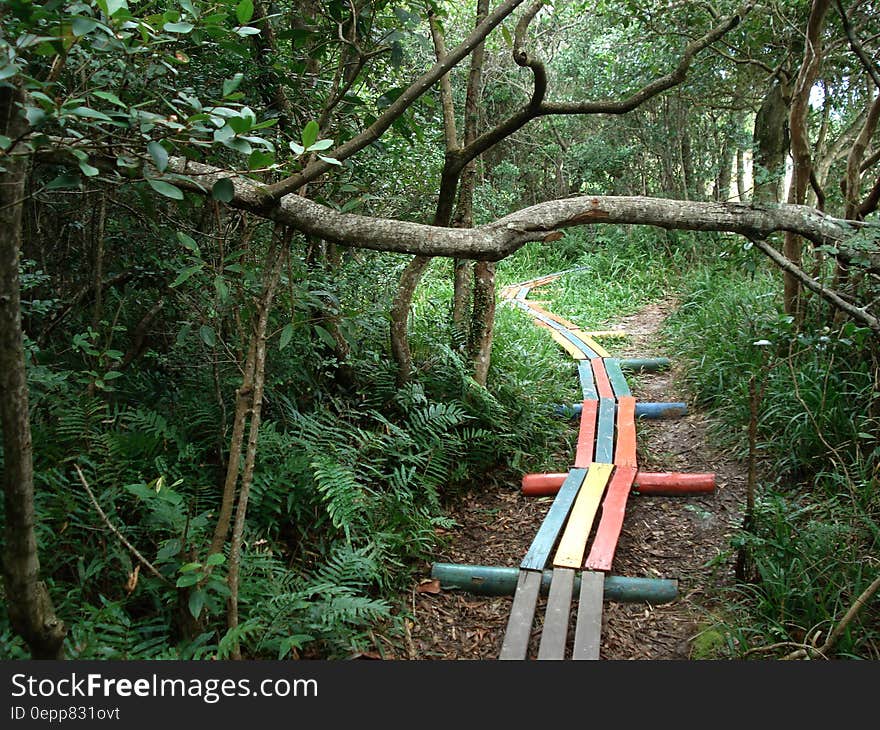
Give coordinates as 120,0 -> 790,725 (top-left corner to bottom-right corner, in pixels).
664,259 -> 880,659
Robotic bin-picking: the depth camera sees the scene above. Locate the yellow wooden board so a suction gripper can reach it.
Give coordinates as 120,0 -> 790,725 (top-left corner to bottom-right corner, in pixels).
572,330 -> 611,358
583,330 -> 628,338
540,324 -> 586,359
552,463 -> 614,569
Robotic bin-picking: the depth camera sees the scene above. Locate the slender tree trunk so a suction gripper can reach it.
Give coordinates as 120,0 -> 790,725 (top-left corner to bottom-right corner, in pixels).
736,146 -> 748,202
226,238 -> 286,659
390,255 -> 431,386
0,84 -> 67,659
785,0 -> 831,317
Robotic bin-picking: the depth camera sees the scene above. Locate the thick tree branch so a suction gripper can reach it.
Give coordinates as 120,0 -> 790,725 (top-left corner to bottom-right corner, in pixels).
150,156 -> 858,258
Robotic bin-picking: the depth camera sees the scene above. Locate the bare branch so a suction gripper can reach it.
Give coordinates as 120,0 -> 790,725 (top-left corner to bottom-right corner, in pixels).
748,236 -> 880,335
74,464 -> 172,586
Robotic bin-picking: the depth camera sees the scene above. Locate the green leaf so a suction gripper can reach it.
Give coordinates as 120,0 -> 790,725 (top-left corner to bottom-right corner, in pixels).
170,263 -> 203,287
235,26 -> 261,36
45,173 -> 81,190
214,275 -> 229,300
93,90 -> 126,108
247,149 -> 273,170
301,120 -> 319,149
288,141 -> 305,156
163,21 -> 194,33
176,231 -> 200,253
67,106 -> 114,123
223,73 -> 244,97
147,141 -> 169,172
0,135 -> 11,151
72,17 -> 100,36
78,161 -> 100,177
305,138 -> 333,152
212,177 -> 235,202
175,573 -> 201,588
313,324 -> 337,349
180,562 -> 203,573
236,0 -> 255,24
318,154 -> 342,166
102,370 -> 123,380
205,553 -> 226,567
199,325 -> 216,347
98,0 -> 129,18
279,323 -> 294,351
147,178 -> 184,200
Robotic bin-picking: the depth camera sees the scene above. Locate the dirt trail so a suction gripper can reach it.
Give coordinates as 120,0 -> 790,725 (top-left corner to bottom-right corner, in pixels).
403,300 -> 745,660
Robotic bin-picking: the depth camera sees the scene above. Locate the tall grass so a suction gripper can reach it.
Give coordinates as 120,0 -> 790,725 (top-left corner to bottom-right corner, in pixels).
664,259 -> 880,659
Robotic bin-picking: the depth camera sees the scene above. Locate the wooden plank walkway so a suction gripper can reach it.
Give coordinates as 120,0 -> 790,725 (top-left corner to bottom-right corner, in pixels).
493,271 -> 692,660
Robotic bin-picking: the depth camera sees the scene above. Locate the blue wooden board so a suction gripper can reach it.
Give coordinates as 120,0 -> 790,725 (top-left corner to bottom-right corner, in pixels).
595,398 -> 616,463
520,468 -> 588,571
578,361 -> 598,401
516,286 -> 531,300
529,312 -> 599,359
605,358 -> 631,398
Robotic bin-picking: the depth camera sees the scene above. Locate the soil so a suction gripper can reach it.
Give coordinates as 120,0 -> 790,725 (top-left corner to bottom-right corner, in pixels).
398,299 -> 746,660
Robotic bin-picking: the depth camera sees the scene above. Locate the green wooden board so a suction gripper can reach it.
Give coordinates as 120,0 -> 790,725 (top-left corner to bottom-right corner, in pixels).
595,398 -> 615,463
578,360 -> 598,401
605,358 -> 631,398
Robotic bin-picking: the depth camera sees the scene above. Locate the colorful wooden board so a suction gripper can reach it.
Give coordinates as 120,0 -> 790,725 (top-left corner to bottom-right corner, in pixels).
499,569 -> 543,660
572,571 -> 604,660
591,359 -> 614,400
584,466 -> 638,572
594,398 -> 616,463
605,358 -> 631,398
574,400 -> 598,468
578,361 -> 598,401
542,325 -> 587,359
523,301 -> 580,331
615,396 -> 637,467
572,330 -> 611,358
520,468 -> 588,571
515,286 -> 531,300
553,463 -> 614,569
537,568 -> 575,660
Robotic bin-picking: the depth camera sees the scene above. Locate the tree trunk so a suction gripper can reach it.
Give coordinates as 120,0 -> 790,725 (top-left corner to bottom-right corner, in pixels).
226,238 -> 285,659
390,255 -> 431,386
752,80 -> 790,204
0,84 -> 67,659
468,261 -> 496,386
784,0 -> 831,317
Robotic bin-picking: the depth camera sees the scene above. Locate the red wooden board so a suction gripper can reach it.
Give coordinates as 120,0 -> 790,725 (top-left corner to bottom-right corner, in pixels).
615,396 -> 637,467
591,359 -> 614,399
584,466 -> 637,571
574,400 -> 598,468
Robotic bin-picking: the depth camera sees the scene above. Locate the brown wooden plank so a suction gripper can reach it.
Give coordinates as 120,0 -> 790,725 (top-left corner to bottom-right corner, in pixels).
572,571 -> 604,660
537,568 -> 575,660
499,570 -> 542,660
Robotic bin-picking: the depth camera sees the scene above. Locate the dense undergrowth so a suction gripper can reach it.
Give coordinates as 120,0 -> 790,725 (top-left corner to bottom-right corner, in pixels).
664,247 -> 880,659
4,216 -> 878,660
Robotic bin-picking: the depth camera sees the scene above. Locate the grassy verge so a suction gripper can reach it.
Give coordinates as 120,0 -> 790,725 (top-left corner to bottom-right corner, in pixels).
663,257 -> 880,659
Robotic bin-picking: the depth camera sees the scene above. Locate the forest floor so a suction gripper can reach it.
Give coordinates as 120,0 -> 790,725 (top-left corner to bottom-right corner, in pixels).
398,299 -> 747,660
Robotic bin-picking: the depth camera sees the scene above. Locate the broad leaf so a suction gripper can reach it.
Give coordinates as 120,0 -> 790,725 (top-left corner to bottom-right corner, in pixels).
212,178 -> 235,202
147,179 -> 184,200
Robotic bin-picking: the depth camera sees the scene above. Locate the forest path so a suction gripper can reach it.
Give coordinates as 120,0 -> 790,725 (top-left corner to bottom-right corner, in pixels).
402,298 -> 746,660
